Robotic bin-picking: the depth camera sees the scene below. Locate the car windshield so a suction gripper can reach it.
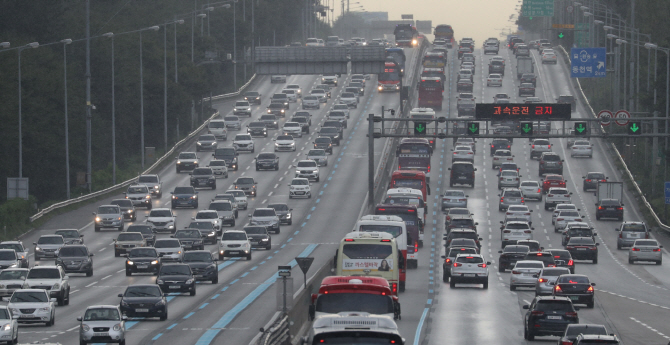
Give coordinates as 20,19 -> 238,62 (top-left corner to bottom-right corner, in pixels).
495,151 -> 511,157
505,223 -> 529,230
504,246 -> 530,253
253,209 -> 276,217
55,230 -> 79,238
176,230 -> 200,238
155,240 -> 180,248
237,178 -> 254,185
448,248 -> 477,256
622,223 -> 646,231
635,240 -> 657,246
565,325 -> 607,337
209,121 -> 225,128
600,199 -> 620,206
224,116 -> 238,122
174,187 -> 195,194
183,252 -> 213,262
199,135 -> 216,141
97,206 -> 119,214
297,161 -> 317,168
245,91 -> 259,97
268,204 -> 288,212
541,268 -> 570,277
0,270 -> 27,280
588,173 -> 605,179
127,226 -> 152,235
189,222 -> 213,230
111,200 -> 133,207
210,202 -> 232,211
178,152 -> 197,159
508,206 -> 528,212
59,247 -> 88,257
125,286 -> 162,297
521,182 -> 538,187
227,191 -> 245,197
27,268 -> 60,279
503,191 -> 522,198
161,265 -> 191,275
223,232 -> 247,241
0,244 -> 23,252
235,135 -> 252,141
196,212 -> 218,220
284,123 -> 299,128
568,238 -> 595,245
277,136 -> 293,141
557,275 -> 590,284
515,262 -> 544,268
501,171 -> 517,177
455,256 -> 483,264
129,248 -> 157,258
315,138 -> 331,144
192,168 -> 211,175
559,211 -> 580,217
0,251 -> 15,260
209,160 -> 226,167
543,155 -> 560,161
249,122 -> 265,127
444,191 -> 465,197
84,308 -> 121,321
304,96 -> 317,101
149,209 -> 172,217
10,291 -> 48,303
308,150 -> 325,156
38,236 -> 64,245
244,227 -> 267,235
342,92 -> 355,98
235,101 -> 249,107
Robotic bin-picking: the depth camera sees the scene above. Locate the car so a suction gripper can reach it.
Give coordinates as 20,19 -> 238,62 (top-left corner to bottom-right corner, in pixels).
339,92 -> 358,108
523,296 -> 579,340
291,117 -> 310,134
488,60 -> 505,75
55,245 -> 94,277
0,250 -> 19,271
289,178 -> 312,199
319,127 -> 341,146
445,229 -> 482,249
24,266 -> 70,305
283,122 -> 303,138
505,205 -> 533,224
457,69 -> 473,82
175,152 -> 199,172
306,149 -> 328,167
270,75 -> 287,83
498,170 -> 521,189
0,268 -> 29,300
247,121 -> 269,137
497,245 -> 530,272
111,199 -> 136,221
456,79 -> 473,92
548,249 -> 575,273
596,198 -> 624,220
486,73 -> 503,87
554,210 -> 584,232
520,181 -> 542,201
244,225 -> 272,250
525,97 -> 543,103
441,190 -> 469,210
582,172 -> 607,191
118,284 -> 168,320
542,51 -> 558,64
449,254 -> 490,289
223,115 -> 241,131
518,83 -> 535,97
559,324 -> 610,345
484,42 -> 499,54
212,194 -> 239,213
213,147 -> 238,170
539,152 -> 564,175
268,203 -> 293,225
445,215 -> 478,234
274,135 -> 296,152
243,91 -> 262,104
54,229 -> 84,245
189,222 -> 218,246
173,229 -> 205,251
34,235 -> 65,261
310,89 -> 329,103
519,73 -> 537,87
515,44 -> 530,56
124,247 -> 161,276
285,84 -> 302,98
295,160 -> 320,182
457,47 -> 470,59
248,208 -> 281,233
219,230 -> 252,260
209,200 -> 236,227
259,115 -> 279,130
557,95 -> 576,112
492,149 -> 514,169
571,140 -> 593,158
145,208 -> 176,233
123,184 -> 152,210
327,111 -> 348,128
266,102 -> 286,117
332,104 -> 350,118
113,232 -> 146,257
136,174 -> 163,198
616,221 -> 649,249
156,263 -> 196,296
545,188 -> 572,210
314,137 -> 333,154
451,146 -> 474,163
189,167 -> 216,190
8,289 -> 56,326
170,186 -> 199,209
349,81 -> 366,96
233,134 -> 255,153
93,205 -> 124,231
321,73 -> 338,85
196,134 -> 218,152
0,306 -> 17,343
500,221 -> 534,248
127,224 -> 155,246
530,139 -> 552,159
226,190 -> 248,210
552,204 -> 579,224
490,139 -> 511,156
444,208 -> 471,226
552,274 -> 596,308
207,160 -> 229,178
442,246 -> 478,282
233,100 -> 252,116
566,237 -> 599,263
542,174 -> 567,193
498,188 -> 524,211
515,240 -> 542,253
281,89 -> 298,102
561,224 -> 596,246
255,152 -> 280,171
233,177 -> 258,196
181,251 -> 219,285
302,95 -> 320,109
509,260 -> 544,291
629,239 -> 663,264
153,238 -> 184,263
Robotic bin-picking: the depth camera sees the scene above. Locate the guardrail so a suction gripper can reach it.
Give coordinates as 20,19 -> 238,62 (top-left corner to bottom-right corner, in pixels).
256,313 -> 290,345
29,75 -> 258,223
558,46 -> 670,232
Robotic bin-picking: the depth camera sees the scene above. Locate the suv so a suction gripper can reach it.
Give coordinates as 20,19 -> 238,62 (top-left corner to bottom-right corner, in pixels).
113,232 -> 146,257
173,229 -> 205,251
111,199 -> 136,221
314,137 -> 333,154
171,186 -> 198,209
323,120 -> 344,136
445,215 -> 478,234
196,134 -> 218,152
146,208 -> 176,233
492,149 -> 514,169
499,188 -> 524,211
243,91 -> 262,104
207,119 -> 228,140
442,246 -> 478,282
244,225 -> 272,250
319,127 -> 341,145
209,200 -> 237,224
500,221 -> 534,248
268,203 -> 293,225
260,114 -> 279,129
124,184 -> 152,209
207,159 -> 228,178
93,205 -> 124,231
248,208 -> 281,233
545,188 -> 572,210
449,254 -> 490,289
175,152 -> 199,172
616,221 -> 649,249
226,190 -> 248,210
596,199 -> 624,220
448,162 -> 476,187
223,115 -> 241,131
183,250 -> 219,284
24,266 -> 70,305
497,245 -> 530,272
583,172 -> 607,191
562,225 -> 596,246
520,73 -> 537,87
213,147 -> 238,170
490,139 -> 511,156
156,264 -> 196,296
247,121 -> 268,137
233,100 -> 252,116
444,229 -> 482,249
539,152 -> 564,175
523,296 -> 579,340
137,174 -> 163,198
219,230 -> 252,260
291,116 -> 310,133
233,177 -> 258,196
190,167 -> 216,189
56,245 -> 94,276
295,160 -> 320,182
530,139 -> 552,159
306,149 -> 328,167
233,134 -> 255,153
274,135 -> 296,152
8,289 -> 56,326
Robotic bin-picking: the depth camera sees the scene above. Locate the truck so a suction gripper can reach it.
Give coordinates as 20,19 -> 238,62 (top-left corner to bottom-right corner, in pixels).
516,56 -> 534,79
596,181 -> 623,203
394,24 -> 418,47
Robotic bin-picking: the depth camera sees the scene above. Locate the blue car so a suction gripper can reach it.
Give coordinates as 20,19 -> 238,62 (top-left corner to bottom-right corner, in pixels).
171,186 -> 198,209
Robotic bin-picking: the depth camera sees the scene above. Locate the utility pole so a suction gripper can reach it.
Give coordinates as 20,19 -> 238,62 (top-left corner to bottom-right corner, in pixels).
85,0 -> 92,192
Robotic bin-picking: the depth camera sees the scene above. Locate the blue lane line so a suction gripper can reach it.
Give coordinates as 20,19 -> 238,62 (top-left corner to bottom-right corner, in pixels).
327,176 -> 332,181
251,266 -> 258,271
211,294 -> 220,300
230,279 -> 239,285
413,307 -> 430,345
301,222 -> 307,227
287,237 -> 293,242
316,198 -> 320,203
294,231 -> 300,235
319,191 -> 324,195
323,183 -> 328,188
241,272 -> 249,278
280,244 -> 286,248
183,312 -> 195,319
221,286 -> 228,292
199,303 -> 209,309
306,214 -> 311,219
194,244 -> 319,345
152,333 -> 163,341
167,323 -> 177,330
217,258 -> 239,271
311,206 -> 316,211
125,321 -> 139,330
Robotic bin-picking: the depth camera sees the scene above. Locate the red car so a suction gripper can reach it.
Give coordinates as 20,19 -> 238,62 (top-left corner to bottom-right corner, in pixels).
542,174 -> 566,193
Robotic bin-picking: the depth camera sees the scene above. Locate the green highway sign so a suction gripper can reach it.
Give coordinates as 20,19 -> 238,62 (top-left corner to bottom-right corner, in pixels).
414,122 -> 426,136
520,122 -> 533,136
574,122 -> 588,136
627,121 -> 641,135
521,0 -> 554,17
467,122 -> 479,136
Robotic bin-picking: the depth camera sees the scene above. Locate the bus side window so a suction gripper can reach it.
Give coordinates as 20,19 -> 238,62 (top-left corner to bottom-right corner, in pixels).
398,253 -> 405,269
333,249 -> 338,268
427,183 -> 431,195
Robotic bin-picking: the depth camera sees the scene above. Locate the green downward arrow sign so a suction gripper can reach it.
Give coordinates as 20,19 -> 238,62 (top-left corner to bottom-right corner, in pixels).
576,124 -> 586,133
416,123 -> 425,133
522,124 -> 532,133
558,32 -> 565,39
630,123 -> 640,132
469,123 -> 478,133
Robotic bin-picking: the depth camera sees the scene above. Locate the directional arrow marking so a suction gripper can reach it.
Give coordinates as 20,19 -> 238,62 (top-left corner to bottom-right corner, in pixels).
576,124 -> 586,133
630,123 -> 640,132
558,33 -> 565,38
469,124 -> 478,133
597,61 -> 604,70
522,124 -> 532,133
416,123 -> 425,133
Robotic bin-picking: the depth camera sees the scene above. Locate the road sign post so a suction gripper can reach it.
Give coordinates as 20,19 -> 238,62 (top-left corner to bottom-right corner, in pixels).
615,110 -> 630,126
570,48 -> 607,78
467,122 -> 479,136
598,110 -> 612,126
295,257 -> 314,290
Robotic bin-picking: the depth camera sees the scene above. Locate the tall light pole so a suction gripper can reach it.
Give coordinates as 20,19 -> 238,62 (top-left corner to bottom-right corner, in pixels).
645,43 -> 670,181
164,20 -> 184,154
61,39 -> 72,198
17,42 -> 39,179
192,13 -> 208,62
140,26 -> 160,169
85,0 -> 92,192
234,0 -> 237,90
102,32 -> 117,185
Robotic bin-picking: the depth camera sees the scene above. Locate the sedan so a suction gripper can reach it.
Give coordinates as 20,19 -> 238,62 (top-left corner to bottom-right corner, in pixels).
518,83 -> 536,97
571,140 -> 593,158
492,150 -> 514,169
505,205 -> 533,224
629,239 -> 663,264
554,210 -> 583,232
452,145 -> 474,163
0,307 -> 17,343
498,170 -> 521,189
441,190 -> 469,210
486,73 -> 503,87
118,284 -> 168,320
535,267 -> 571,296
339,92 -> 358,108
520,181 -> 542,201
566,237 -> 599,264
552,204 -> 579,224
156,264 -> 196,296
302,96 -> 320,110
582,172 -> 607,191
274,135 -> 296,152
552,274 -> 596,308
542,52 -> 558,64
509,260 -> 544,291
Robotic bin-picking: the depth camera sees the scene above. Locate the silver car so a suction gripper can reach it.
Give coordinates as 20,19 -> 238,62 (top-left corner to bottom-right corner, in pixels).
302,95 -> 320,110
33,235 -> 65,261
224,115 -> 241,130
520,181 -> 542,201
498,188 -> 524,211
0,250 -> 20,270
617,222 -> 651,249
8,289 -> 55,326
78,305 -> 126,344
0,242 -> 29,268
0,306 -> 17,344
226,190 -> 248,210
339,92 -> 358,108
248,208 -> 281,233
629,239 -> 662,264
498,170 -> 521,189
306,149 -> 328,166
154,238 -> 183,262
509,260 -> 544,291
93,205 -> 125,231
441,190 -> 468,210
0,268 -> 28,300
535,267 -> 571,295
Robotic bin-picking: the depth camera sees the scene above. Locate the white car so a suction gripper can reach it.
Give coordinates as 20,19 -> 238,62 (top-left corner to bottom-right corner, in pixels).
305,38 -> 319,47
192,210 -> 222,231
629,239 -> 663,264
498,170 -> 521,189
233,101 -> 252,116
541,51 -> 558,64
571,140 -> 593,158
145,208 -> 176,233
455,138 -> 476,152
285,84 -> 302,98
295,160 -> 320,182
339,92 -> 358,108
321,74 -> 338,85
207,160 -> 229,178
500,221 -> 534,247
492,149 -> 514,169
505,205 -> 533,224
8,289 -> 55,326
554,210 -> 583,232
23,266 -> 70,305
487,73 -> 503,87
332,104 -> 350,118
306,149 -> 328,166
275,135 -> 297,152
461,61 -> 475,74
283,122 -> 303,138
0,268 -> 28,300
289,178 -> 312,199
153,238 -> 183,262
0,306 -> 17,342
520,181 -> 542,201
310,89 -> 328,103
224,115 -> 241,131
457,69 -> 473,82
449,254 -> 490,289
509,260 -> 544,291
233,134 -> 255,153
452,145 -> 474,163
226,190 -> 248,210
302,96 -> 320,110
270,75 -> 287,83
219,230 -> 252,260
544,188 -> 572,210
207,120 -> 228,140
281,89 -> 298,102
552,204 -> 580,224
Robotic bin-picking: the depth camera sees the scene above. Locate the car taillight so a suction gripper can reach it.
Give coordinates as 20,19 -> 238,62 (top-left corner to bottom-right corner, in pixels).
452,262 -> 461,267
427,165 -> 431,172
619,232 -> 623,238
601,179 -> 607,182
415,242 -> 419,252
598,206 -> 604,210
445,258 -> 452,264
521,198 -> 525,203
491,144 -> 495,148
653,248 -> 661,252
507,145 -> 511,148
565,312 -> 578,317
531,310 -> 544,316
392,283 -> 398,294
557,218 -> 564,221
478,263 -> 487,268
544,181 -> 550,185
563,341 -> 574,345
576,219 -> 582,222
538,278 -> 547,283
500,197 -> 504,202
645,233 -> 650,239
511,270 -> 520,275
586,179 -> 591,182
617,207 -> 624,211
587,286 -> 594,293
524,230 -> 532,233
548,144 -> 551,148
506,212 -> 512,215
554,285 -> 562,292
532,145 -> 535,148
537,188 -> 541,193
567,260 -> 573,266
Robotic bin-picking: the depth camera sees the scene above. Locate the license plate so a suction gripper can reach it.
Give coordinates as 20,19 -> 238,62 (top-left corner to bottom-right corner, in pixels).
546,315 -> 562,320
135,308 -> 149,313
94,332 -> 108,336
19,315 -> 33,318
194,275 -> 204,278
577,248 -> 587,250
228,251 -> 238,255
607,208 -> 615,210
67,265 -> 78,269
459,177 -> 466,179
569,296 -> 579,301
137,265 -> 148,269
169,285 -> 180,289
463,273 -> 476,277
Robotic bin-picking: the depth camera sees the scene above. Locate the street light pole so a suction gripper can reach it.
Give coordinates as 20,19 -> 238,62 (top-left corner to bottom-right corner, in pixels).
61,39 -> 72,199
17,42 -> 39,179
85,0 -> 92,192
103,33 -> 117,185
140,26 -> 160,169
234,0 -> 237,90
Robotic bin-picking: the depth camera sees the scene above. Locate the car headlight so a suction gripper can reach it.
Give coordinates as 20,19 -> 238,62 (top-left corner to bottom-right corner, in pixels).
151,260 -> 159,265
261,238 -> 269,242
113,323 -> 122,331
186,279 -> 194,284
2,323 -> 10,331
177,161 -> 181,164
197,142 -> 202,145
155,299 -> 166,306
154,185 -> 159,189
208,231 -> 216,237
157,279 -> 164,284
95,217 -> 101,222
127,260 -> 134,265
243,243 -> 250,248
9,309 -> 18,315
39,307 -> 50,312
82,324 -> 90,332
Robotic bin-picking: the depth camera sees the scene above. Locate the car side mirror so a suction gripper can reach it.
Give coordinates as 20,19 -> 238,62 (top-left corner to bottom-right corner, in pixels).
595,243 -> 600,246
478,238 -> 483,241
441,255 -> 446,259
522,305 -> 529,309
89,253 -> 95,257
466,195 -> 469,198
117,294 -> 123,298
51,298 -> 58,303
447,168 -> 451,170
591,283 -> 596,286
159,253 -> 165,257
474,168 -> 478,171
621,204 -> 624,206
77,316 -> 83,321
549,282 -> 555,285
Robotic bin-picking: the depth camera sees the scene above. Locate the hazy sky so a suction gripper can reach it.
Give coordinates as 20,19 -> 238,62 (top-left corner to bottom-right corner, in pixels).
346,0 -> 522,43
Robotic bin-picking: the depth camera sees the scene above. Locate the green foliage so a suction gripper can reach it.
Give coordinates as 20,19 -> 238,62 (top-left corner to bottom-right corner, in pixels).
0,198 -> 37,241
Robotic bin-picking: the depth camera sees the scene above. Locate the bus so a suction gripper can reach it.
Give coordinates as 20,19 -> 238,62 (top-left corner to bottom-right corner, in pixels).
303,313 -> 404,345
421,67 -> 445,84
422,52 -> 447,68
395,138 -> 432,182
384,187 -> 427,227
434,24 -> 455,43
375,204 -> 423,250
409,108 -> 437,147
394,24 -> 418,47
308,276 -> 400,321
335,232 -> 402,293
377,61 -> 402,92
389,170 -> 429,201
418,78 -> 443,111
385,48 -> 406,74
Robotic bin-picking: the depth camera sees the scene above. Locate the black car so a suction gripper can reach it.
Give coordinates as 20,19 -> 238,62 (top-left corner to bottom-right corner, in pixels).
156,264 -> 196,296
127,225 -> 156,246
188,221 -> 218,243
523,252 -> 556,267
448,162 -> 476,187
559,324 -> 609,345
516,240 -> 542,252
582,172 -> 607,191
259,115 -> 279,129
266,102 -> 286,117
118,284 -> 168,320
490,139 -> 511,156
243,91 -> 262,105
552,274 -> 595,308
190,167 -> 216,190
520,73 -> 537,87
548,249 -> 575,273
318,127 -> 341,145
566,237 -> 599,263
323,120 -> 345,136
125,247 -> 161,276
56,245 -> 94,276
268,203 -> 293,225
173,229 -> 204,251
595,199 -> 623,220
182,250 -> 218,284
256,153 -> 279,171
243,225 -> 272,250
523,296 -> 579,340
171,186 -> 199,209
294,111 -> 312,125
247,121 -> 269,137
314,137 -> 333,154
444,230 -> 482,249
539,152 -> 564,175
562,226 -> 596,246
497,245 -> 530,272
518,83 -> 535,97
291,116 -> 310,133
445,215 -> 478,233
212,147 -> 238,171
110,199 -> 136,221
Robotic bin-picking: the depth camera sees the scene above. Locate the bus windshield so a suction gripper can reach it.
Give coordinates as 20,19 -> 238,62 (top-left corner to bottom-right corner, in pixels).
398,144 -> 430,154
359,224 -> 402,237
316,293 -> 393,315
393,179 -> 423,189
312,333 -> 403,345
343,244 -> 392,259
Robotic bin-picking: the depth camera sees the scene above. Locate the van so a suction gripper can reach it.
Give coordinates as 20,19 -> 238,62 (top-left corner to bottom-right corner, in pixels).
212,147 -> 238,171
326,36 -> 339,47
449,162 -> 476,187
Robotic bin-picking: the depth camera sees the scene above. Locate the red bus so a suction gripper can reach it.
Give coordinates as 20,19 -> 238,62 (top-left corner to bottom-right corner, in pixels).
396,138 -> 432,182
389,170 -> 430,201
378,61 -> 402,92
309,276 -> 400,320
375,204 -> 423,249
418,77 -> 444,110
